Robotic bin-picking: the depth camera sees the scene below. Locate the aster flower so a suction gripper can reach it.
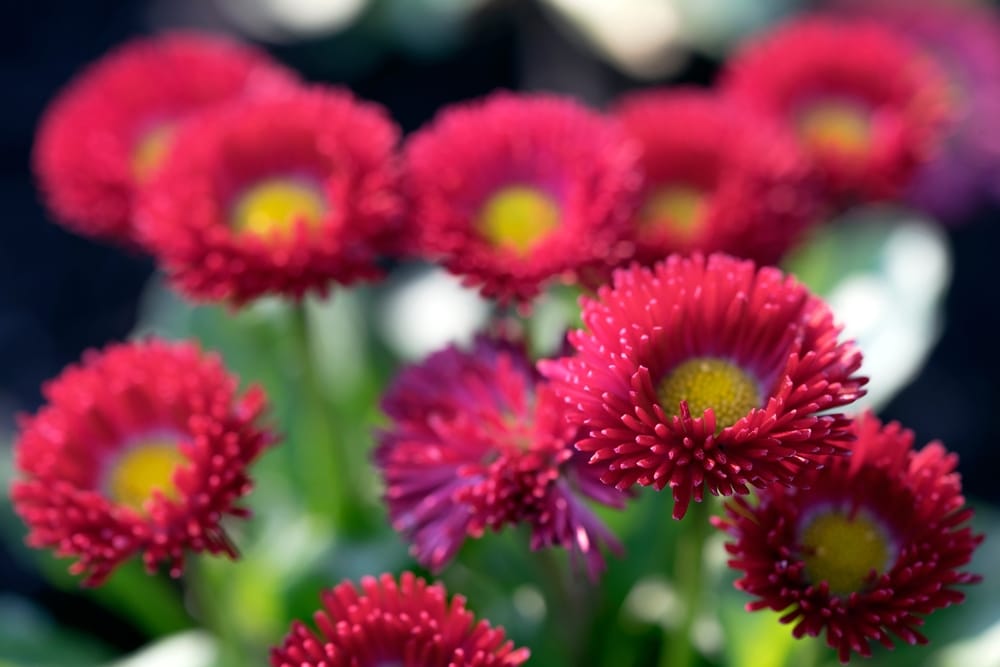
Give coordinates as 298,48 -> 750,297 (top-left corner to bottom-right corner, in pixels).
10,339 -> 273,585
715,413 -> 983,662
722,17 -> 950,203
614,89 -> 821,267
539,253 -> 866,520
832,0 -> 1000,225
375,338 -> 625,579
137,86 -> 401,305
33,32 -> 296,246
270,572 -> 530,667
403,92 -> 641,305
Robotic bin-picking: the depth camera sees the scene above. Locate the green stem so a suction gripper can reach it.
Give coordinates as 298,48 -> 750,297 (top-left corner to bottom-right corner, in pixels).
288,300 -> 364,532
535,548 -> 587,666
660,499 -> 710,667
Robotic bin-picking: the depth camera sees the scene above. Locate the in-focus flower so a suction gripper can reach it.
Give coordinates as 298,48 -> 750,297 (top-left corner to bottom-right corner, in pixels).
540,253 -> 866,519
403,92 -> 640,305
723,17 -> 950,203
33,32 -> 296,246
614,89 -> 821,267
376,338 -> 625,578
270,572 -> 530,667
832,0 -> 1000,225
715,413 -> 983,662
11,339 -> 273,585
138,86 -> 401,305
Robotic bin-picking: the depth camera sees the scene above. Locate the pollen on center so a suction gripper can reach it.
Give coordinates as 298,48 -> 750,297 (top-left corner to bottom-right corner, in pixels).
798,101 -> 871,156
131,124 -> 175,182
476,185 -> 560,255
641,185 -> 707,238
657,357 -> 761,431
800,509 -> 894,596
232,178 -> 327,240
106,438 -> 186,512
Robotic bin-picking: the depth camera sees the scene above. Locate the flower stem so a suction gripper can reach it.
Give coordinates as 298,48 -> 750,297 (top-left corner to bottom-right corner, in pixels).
288,300 -> 364,532
661,499 -> 710,667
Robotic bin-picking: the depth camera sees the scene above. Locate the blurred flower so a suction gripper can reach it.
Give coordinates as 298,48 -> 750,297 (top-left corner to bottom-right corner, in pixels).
539,253 -> 866,519
270,572 -> 530,667
10,339 -> 273,586
722,17 -> 950,203
715,413 -> 983,663
376,338 -> 625,578
614,88 -> 821,267
832,0 -> 1000,225
403,92 -> 641,306
138,86 -> 401,305
33,32 -> 296,247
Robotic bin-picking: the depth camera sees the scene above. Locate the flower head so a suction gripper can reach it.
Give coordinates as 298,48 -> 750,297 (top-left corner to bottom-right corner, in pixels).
403,92 -> 641,305
33,32 -> 296,246
833,0 -> 1000,224
715,413 -> 983,662
10,339 -> 274,585
138,86 -> 401,305
376,338 -> 625,578
540,253 -> 866,519
722,17 -> 950,202
270,572 -> 530,667
614,89 -> 821,267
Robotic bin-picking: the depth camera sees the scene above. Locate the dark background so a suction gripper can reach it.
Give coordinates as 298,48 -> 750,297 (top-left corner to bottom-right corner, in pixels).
3,0 -> 998,653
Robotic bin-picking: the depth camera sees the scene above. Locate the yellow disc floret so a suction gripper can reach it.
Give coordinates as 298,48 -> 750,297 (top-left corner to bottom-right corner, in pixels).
476,186 -> 560,255
107,439 -> 186,511
801,510 -> 893,596
798,102 -> 871,157
232,179 -> 327,239
641,186 -> 707,238
658,357 -> 761,431
131,124 -> 174,182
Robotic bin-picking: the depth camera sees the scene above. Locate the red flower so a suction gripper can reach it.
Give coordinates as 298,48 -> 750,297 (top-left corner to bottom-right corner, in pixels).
403,92 -> 641,305
715,413 -> 983,663
10,339 -> 274,585
722,17 -> 950,202
270,572 -> 530,667
33,32 -> 296,246
376,338 -> 625,578
138,86 -> 401,305
614,89 -> 821,267
539,253 -> 866,519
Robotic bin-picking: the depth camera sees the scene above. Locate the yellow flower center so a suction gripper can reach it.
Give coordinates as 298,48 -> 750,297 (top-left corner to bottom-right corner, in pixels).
131,125 -> 174,181
640,186 -> 707,239
798,102 -> 871,156
107,439 -> 186,512
232,179 -> 327,239
476,186 -> 560,255
657,357 -> 761,431
800,510 -> 893,596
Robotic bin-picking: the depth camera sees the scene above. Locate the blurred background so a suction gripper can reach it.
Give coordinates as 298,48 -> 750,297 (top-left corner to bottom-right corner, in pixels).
2,1 -> 999,665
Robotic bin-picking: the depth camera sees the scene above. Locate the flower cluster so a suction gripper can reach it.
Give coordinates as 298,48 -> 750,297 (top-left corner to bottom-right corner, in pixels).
15,10 -> 987,667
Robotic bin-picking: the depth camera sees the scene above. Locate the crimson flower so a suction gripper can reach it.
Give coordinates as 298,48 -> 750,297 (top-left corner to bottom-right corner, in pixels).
270,572 -> 530,667
540,253 -> 866,519
403,92 -> 640,305
11,339 -> 274,585
715,413 -> 983,662
138,86 -> 401,305
33,32 -> 295,246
